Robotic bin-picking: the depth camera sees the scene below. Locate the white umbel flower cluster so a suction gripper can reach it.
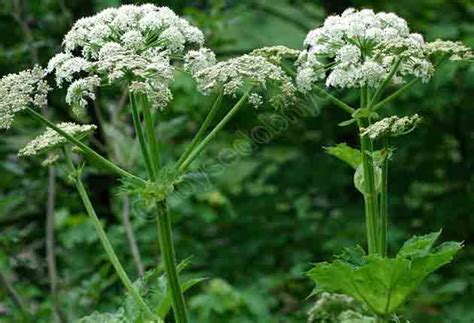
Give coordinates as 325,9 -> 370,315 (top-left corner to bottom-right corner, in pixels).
361,114 -> 421,139
190,54 -> 297,108
63,5 -> 204,58
48,4 -> 206,111
18,122 -> 97,156
0,66 -> 50,129
296,8 -> 438,91
425,39 -> 473,61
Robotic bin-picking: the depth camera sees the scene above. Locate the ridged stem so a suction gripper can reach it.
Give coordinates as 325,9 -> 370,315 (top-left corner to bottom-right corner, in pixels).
63,148 -> 157,320
133,95 -> 188,323
358,87 -> 379,255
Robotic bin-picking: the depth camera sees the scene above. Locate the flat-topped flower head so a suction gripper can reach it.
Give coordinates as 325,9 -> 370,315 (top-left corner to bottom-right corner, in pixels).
296,8 -> 463,91
0,66 -> 50,129
63,4 -> 204,58
190,54 -> 297,108
48,4 -> 206,112
361,114 -> 421,139
18,122 -> 97,157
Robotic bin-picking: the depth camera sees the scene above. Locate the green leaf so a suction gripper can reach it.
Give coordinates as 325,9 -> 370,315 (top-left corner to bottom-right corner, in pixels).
308,232 -> 462,316
325,143 -> 362,169
397,230 -> 442,259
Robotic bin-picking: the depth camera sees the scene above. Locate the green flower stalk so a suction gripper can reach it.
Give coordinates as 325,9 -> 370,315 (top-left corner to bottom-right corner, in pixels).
15,123 -> 157,320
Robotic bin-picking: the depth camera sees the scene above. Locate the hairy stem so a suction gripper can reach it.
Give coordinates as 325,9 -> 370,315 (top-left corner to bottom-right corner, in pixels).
63,149 -> 157,320
178,92 -> 250,172
175,90 -> 224,170
26,107 -> 144,184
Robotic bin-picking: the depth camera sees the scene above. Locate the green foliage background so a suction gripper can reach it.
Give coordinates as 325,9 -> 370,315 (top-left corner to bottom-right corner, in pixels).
0,0 -> 473,322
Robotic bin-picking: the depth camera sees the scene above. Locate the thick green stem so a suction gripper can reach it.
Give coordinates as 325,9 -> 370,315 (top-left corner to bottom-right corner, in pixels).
379,139 -> 389,257
156,203 -> 188,323
358,87 -> 379,255
178,92 -> 250,172
26,107 -> 144,184
62,150 -> 157,320
175,90 -> 224,170
130,93 -> 155,180
131,96 -> 188,322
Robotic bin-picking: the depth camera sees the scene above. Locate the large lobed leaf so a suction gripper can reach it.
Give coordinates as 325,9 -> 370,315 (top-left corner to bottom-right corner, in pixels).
308,231 -> 462,316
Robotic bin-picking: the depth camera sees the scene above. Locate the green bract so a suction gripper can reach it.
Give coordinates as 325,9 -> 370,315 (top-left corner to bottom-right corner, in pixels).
308,231 -> 462,316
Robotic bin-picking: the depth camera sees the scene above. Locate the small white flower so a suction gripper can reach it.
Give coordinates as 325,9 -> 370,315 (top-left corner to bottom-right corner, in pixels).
18,122 -> 97,157
0,66 -> 50,129
184,48 -> 216,75
47,52 -> 92,87
158,27 -> 186,53
335,45 -> 361,66
66,76 -> 101,112
248,93 -> 263,108
121,30 -> 145,50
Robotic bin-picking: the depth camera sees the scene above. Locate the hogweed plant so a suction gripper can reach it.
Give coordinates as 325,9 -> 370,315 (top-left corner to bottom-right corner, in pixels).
296,8 -> 472,322
0,4 -> 297,322
1,4 -> 472,322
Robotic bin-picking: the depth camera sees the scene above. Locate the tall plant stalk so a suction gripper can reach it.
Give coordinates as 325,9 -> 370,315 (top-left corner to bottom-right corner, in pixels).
358,87 -> 380,255
63,148 -> 157,321
130,93 -> 188,323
